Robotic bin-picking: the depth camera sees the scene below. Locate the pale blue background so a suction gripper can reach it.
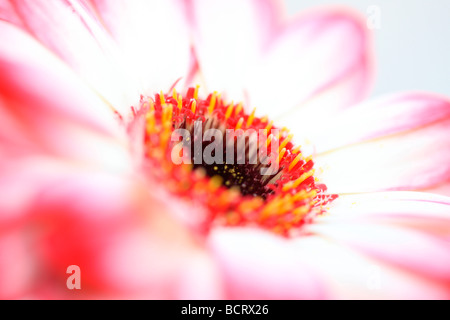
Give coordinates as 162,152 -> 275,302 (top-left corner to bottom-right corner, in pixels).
285,0 -> 450,98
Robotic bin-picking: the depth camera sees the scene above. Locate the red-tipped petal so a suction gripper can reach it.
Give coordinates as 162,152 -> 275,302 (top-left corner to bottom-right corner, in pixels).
314,93 -> 450,193
0,21 -> 130,168
292,236 -> 450,299
0,0 -> 139,114
306,222 -> 450,285
248,7 -> 373,117
209,227 -> 327,299
190,2 -> 372,118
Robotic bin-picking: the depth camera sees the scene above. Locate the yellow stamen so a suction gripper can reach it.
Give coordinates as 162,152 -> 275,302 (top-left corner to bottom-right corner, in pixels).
278,148 -> 286,163
260,115 -> 269,123
246,108 -> 256,128
292,145 -> 302,154
279,194 -> 295,213
160,91 -> 166,105
292,170 -> 315,189
177,94 -> 183,110
266,134 -> 273,148
281,127 -> 290,134
235,117 -> 244,130
191,100 -> 197,114
261,197 -> 283,218
265,120 -> 274,133
172,88 -> 178,100
235,102 -> 243,116
293,205 -> 310,218
163,105 -> 173,127
225,102 -> 235,120
194,85 -> 200,100
283,169 -> 315,192
308,189 -> 318,199
292,189 -> 317,203
292,190 -> 308,202
304,156 -> 313,163
279,133 -> 293,152
289,152 -> 303,172
208,91 -> 218,115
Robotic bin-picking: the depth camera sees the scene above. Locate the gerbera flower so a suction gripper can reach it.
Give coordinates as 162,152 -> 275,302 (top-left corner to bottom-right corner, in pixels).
0,0 -> 449,300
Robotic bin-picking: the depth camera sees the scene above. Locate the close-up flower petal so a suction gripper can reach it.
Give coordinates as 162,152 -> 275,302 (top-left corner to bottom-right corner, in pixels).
0,0 -> 140,113
0,0 -> 449,302
313,93 -> 450,194
190,0 -> 372,120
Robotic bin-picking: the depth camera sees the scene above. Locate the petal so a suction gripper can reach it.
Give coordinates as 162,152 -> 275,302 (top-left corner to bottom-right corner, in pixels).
2,171 -> 222,299
312,92 -> 450,153
0,0 -> 24,27
0,158 -> 81,228
0,230 -> 35,299
0,158 -> 131,232
89,0 -> 193,95
189,0 -> 281,99
276,62 -> 371,143
0,170 -> 142,298
322,192 -> 450,236
306,222 -> 450,285
292,236 -> 450,299
307,192 -> 450,284
422,181 -> 450,197
98,227 -> 222,299
46,178 -> 221,299
191,1 -> 372,118
248,7 -> 372,118
314,93 -> 450,193
208,227 -> 327,299
210,228 -> 450,299
0,0 -> 139,114
0,21 -> 130,169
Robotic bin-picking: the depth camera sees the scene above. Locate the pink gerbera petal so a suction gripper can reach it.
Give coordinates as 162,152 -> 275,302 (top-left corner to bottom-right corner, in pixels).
305,192 -> 450,284
32,174 -> 206,299
211,227 -> 450,299
292,236 -> 450,300
423,182 -> 450,197
189,0 -> 281,99
209,227 -> 327,299
1,0 -> 449,301
0,230 -> 35,299
314,93 -> 450,194
0,0 -> 140,113
190,1 -> 372,118
306,223 -> 450,284
247,7 -> 372,117
0,20 -> 129,167
89,0 -> 194,95
322,192 -> 450,236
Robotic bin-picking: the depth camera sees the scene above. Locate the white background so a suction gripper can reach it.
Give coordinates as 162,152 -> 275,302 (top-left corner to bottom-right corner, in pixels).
285,0 -> 450,98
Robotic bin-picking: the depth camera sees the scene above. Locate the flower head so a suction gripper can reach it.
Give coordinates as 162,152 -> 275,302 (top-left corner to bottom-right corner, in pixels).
139,88 -> 338,236
0,0 -> 449,299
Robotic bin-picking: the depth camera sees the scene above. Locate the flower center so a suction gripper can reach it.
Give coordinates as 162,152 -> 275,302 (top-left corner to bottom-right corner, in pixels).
134,86 -> 337,236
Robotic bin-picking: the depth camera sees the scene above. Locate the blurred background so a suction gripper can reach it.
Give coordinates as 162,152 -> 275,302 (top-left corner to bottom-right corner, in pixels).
285,0 -> 450,98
